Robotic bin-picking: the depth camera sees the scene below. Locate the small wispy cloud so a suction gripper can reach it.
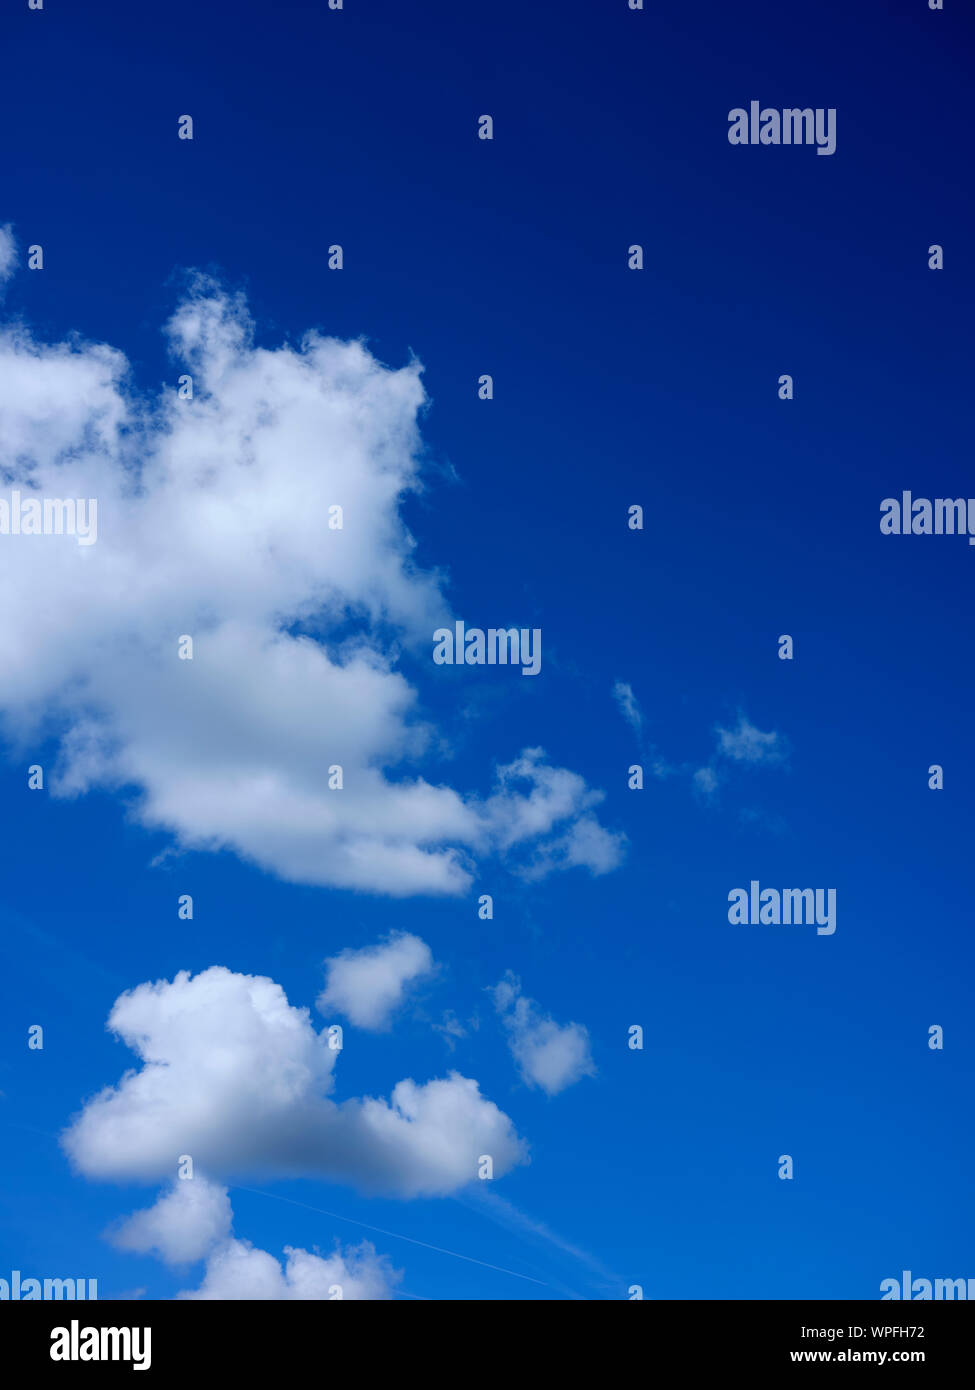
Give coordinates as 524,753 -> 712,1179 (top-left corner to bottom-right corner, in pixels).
612,680 -> 643,739
614,687 -> 787,804
0,225 -> 17,286
694,712 -> 789,799
317,932 -> 436,1031
714,713 -> 788,766
611,681 -> 675,777
489,972 -> 595,1096
432,1009 -> 469,1050
692,765 -> 720,802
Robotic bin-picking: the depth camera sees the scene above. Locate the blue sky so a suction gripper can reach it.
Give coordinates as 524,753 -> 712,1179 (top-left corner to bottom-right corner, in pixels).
0,0 -> 972,1300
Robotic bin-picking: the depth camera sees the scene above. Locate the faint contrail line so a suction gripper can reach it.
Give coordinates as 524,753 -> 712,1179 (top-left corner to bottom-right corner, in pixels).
230,1183 -> 549,1287
0,1119 -> 545,1290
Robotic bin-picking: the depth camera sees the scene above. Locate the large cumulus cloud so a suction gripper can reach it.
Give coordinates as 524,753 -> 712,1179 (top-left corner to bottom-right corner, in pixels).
0,257 -> 623,894
62,965 -> 528,1197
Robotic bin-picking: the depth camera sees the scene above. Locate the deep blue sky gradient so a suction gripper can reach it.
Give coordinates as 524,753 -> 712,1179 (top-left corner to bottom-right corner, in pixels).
0,0 -> 972,1299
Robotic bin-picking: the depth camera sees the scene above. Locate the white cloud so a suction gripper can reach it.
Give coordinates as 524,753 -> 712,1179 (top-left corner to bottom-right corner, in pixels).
715,713 -> 787,766
611,683 -> 679,778
481,749 -> 626,879
614,686 -> 787,795
490,972 -> 596,1096
692,765 -> 719,800
0,225 -> 16,284
317,932 -> 435,1030
693,713 -> 788,797
612,680 -> 643,738
433,1010 -> 469,1049
0,269 -> 621,896
109,1176 -> 232,1266
62,965 -> 527,1197
181,1238 -> 399,1300
109,1174 -> 400,1298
